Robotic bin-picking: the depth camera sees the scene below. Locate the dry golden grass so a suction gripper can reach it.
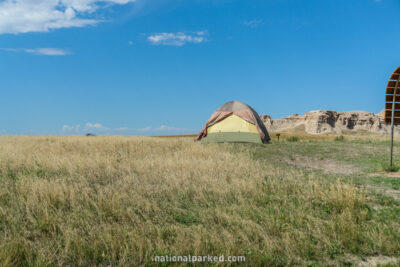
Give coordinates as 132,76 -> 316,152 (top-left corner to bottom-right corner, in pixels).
153,134 -> 197,138
0,136 -> 398,266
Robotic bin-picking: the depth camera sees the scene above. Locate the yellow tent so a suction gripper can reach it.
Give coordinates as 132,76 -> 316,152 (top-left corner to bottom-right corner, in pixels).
197,101 -> 270,143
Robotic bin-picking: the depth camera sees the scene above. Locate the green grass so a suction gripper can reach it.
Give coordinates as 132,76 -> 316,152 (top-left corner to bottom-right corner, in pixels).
249,138 -> 400,173
334,135 -> 345,142
286,136 -> 300,142
0,136 -> 399,266
381,163 -> 400,172
369,176 -> 400,190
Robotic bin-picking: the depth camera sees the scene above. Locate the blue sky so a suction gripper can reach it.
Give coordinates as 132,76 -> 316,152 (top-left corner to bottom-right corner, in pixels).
1,0 -> 399,135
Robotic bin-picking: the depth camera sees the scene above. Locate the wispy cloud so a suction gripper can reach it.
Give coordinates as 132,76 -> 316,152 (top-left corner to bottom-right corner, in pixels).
244,19 -> 263,28
137,126 -> 153,132
156,125 -> 191,131
136,125 -> 194,132
62,123 -> 110,133
114,127 -> 128,132
62,122 -> 110,134
61,123 -> 195,135
2,47 -> 70,56
62,124 -> 81,133
148,31 -> 207,46
84,123 -> 109,132
0,0 -> 136,34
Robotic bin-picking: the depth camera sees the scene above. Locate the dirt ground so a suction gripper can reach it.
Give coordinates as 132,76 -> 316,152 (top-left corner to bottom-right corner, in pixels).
281,155 -> 361,175
342,254 -> 398,266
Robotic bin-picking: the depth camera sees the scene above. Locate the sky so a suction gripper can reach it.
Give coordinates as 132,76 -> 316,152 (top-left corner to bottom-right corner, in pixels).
1,0 -> 400,135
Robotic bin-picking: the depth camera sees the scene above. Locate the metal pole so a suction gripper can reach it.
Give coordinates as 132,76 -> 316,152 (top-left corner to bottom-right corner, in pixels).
390,76 -> 400,167
391,110 -> 395,167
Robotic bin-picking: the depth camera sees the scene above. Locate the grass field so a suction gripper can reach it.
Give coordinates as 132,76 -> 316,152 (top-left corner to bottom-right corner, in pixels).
0,135 -> 400,266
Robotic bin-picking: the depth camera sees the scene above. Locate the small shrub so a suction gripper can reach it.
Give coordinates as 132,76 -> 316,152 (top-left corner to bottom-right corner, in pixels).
286,136 -> 300,142
334,135 -> 345,142
381,162 -> 399,172
161,228 -> 177,242
173,213 -> 198,224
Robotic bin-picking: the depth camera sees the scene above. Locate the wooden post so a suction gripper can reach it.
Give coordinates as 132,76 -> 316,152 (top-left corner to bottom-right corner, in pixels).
390,77 -> 400,167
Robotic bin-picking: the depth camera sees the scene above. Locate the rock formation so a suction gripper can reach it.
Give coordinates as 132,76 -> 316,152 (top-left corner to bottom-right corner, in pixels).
260,110 -> 398,134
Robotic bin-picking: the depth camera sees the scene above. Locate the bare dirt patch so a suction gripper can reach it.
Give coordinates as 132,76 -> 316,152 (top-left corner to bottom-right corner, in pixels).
366,185 -> 400,201
342,254 -> 398,266
367,173 -> 400,200
280,155 -> 361,175
369,172 -> 400,178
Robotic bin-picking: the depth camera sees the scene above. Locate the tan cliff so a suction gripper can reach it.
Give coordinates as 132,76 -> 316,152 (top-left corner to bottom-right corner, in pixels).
260,110 -> 399,134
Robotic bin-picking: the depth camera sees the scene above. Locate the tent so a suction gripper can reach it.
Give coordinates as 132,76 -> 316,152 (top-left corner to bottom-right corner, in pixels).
196,101 -> 271,144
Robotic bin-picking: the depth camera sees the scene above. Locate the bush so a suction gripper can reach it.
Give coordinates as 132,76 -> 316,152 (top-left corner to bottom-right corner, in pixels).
381,162 -> 399,172
286,136 -> 300,142
334,136 -> 345,142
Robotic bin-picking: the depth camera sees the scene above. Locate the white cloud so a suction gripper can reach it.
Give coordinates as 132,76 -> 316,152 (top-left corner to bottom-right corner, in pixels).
60,123 -> 195,135
114,127 -> 128,132
0,0 -> 135,34
148,31 -> 207,46
244,19 -> 263,28
61,123 -> 119,134
132,125 -> 192,132
85,122 -> 109,131
62,124 -> 81,132
137,126 -> 152,132
156,125 -> 192,132
2,47 -> 70,55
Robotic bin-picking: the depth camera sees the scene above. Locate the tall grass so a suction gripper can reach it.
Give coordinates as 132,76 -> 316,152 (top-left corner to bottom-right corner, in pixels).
286,136 -> 300,142
334,135 -> 345,142
0,136 -> 398,265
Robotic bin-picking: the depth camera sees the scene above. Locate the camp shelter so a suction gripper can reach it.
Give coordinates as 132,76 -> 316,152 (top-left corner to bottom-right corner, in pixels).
196,101 -> 271,144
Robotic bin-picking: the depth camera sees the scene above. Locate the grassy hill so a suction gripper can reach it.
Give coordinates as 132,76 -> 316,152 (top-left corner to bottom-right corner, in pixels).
0,136 -> 399,266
